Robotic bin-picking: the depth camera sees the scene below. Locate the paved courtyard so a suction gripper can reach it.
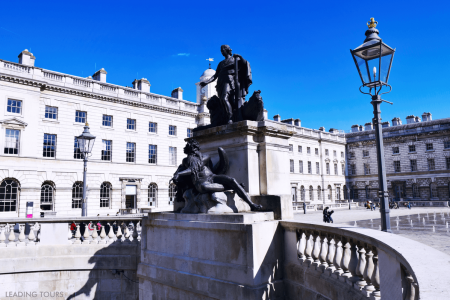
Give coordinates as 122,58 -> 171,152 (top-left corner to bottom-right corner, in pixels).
294,207 -> 450,255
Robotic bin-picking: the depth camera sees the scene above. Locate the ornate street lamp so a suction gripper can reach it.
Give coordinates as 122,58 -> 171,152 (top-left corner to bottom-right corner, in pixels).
76,123 -> 96,217
350,18 -> 395,232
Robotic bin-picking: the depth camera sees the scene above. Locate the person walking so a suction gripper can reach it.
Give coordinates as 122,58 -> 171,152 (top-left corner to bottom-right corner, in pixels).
407,202 -> 411,209
323,207 -> 329,223
327,210 -> 334,223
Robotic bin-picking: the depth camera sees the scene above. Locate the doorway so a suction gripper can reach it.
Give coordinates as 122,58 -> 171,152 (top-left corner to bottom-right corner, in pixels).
126,185 -> 137,209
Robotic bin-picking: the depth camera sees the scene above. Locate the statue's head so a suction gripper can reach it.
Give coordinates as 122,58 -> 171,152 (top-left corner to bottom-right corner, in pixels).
184,139 -> 201,155
220,45 -> 232,57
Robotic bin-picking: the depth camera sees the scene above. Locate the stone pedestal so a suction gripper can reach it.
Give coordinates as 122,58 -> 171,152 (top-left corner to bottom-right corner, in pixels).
193,120 -> 294,219
137,212 -> 284,299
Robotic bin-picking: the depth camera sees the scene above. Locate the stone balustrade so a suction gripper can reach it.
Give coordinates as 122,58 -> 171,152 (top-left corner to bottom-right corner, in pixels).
0,217 -> 143,247
281,221 -> 450,299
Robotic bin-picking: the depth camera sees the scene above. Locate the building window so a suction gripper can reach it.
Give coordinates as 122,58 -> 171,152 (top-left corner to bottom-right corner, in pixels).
428,158 -> 435,171
290,159 -> 294,173
169,125 -> 177,136
169,183 -> 176,204
102,115 -> 113,127
351,186 -> 358,199
100,182 -> 111,208
45,106 -> 58,119
317,186 -> 321,200
364,163 -> 370,175
363,150 -> 369,157
316,162 -> 320,174
341,151 -> 344,158
127,119 -> 136,130
315,148 -> 319,155
74,138 -> 84,159
43,134 -> 56,158
365,186 -> 370,199
336,187 -> 341,200
148,183 -> 158,206
412,184 -> 418,198
333,150 -> 336,157
309,186 -> 314,201
444,141 -> 450,149
0,179 -> 19,212
300,186 -> 305,201
40,182 -> 54,211
149,145 -> 157,164
392,147 -> 399,154
409,145 -> 416,153
446,157 -> 450,170
187,128 -> 193,138
291,187 -> 297,203
426,143 -> 433,151
75,111 -> 87,123
307,161 -> 312,174
298,146 -> 302,153
394,161 -> 401,173
334,164 -> 338,175
126,143 -> 136,162
342,164 -> 345,175
350,164 -> 356,175
328,185 -> 332,200
101,140 -> 112,161
430,183 -> 438,198
4,129 -> 20,155
410,159 -> 417,171
7,99 -> 22,114
307,147 -> 311,154
348,152 -> 354,159
149,122 -> 157,133
326,163 -> 330,175
299,161 -> 303,173
72,182 -> 83,209
289,144 -> 293,152
169,147 -> 177,165
325,149 -> 329,156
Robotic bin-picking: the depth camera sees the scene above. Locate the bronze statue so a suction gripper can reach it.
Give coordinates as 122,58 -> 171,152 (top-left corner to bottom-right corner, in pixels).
199,45 -> 263,126
171,139 -> 262,213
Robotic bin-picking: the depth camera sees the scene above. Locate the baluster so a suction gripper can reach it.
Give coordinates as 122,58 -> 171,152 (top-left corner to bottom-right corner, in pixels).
341,240 -> 352,282
312,233 -> 321,268
74,225 -> 81,244
99,225 -> 107,244
402,267 -> 416,300
372,252 -> 381,299
82,223 -> 90,244
107,223 -> 115,243
116,224 -> 123,242
325,236 -> 336,276
304,231 -> 314,265
17,224 -> 25,246
28,224 -> 36,246
297,231 -> 307,262
0,225 -> 6,247
8,224 -> 16,247
333,239 -> 344,279
319,235 -> 329,271
363,248 -> 376,295
91,225 -> 99,244
123,226 -> 130,243
136,221 -> 142,243
132,222 -> 138,243
355,243 -> 367,290
348,240 -> 360,286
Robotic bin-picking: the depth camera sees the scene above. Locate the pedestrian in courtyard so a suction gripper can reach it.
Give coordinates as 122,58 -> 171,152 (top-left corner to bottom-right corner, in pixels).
407,202 -> 411,209
70,221 -> 76,237
327,210 -> 334,223
323,207 -> 329,223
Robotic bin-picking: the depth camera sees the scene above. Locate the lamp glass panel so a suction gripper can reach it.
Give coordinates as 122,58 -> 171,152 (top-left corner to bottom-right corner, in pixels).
87,139 -> 95,153
380,53 -> 393,83
366,57 -> 380,83
355,55 -> 369,83
78,138 -> 87,153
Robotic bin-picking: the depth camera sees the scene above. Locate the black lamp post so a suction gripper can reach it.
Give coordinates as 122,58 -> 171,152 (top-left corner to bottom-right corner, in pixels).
350,18 -> 395,232
76,123 -> 96,217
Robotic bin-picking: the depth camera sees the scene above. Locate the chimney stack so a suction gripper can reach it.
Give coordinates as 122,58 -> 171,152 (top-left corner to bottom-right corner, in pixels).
18,49 -> 35,66
359,125 -> 364,131
281,118 -> 294,125
364,122 -> 373,131
294,119 -> 301,127
171,87 -> 183,100
381,121 -> 390,128
319,126 -> 325,132
93,68 -> 107,83
406,115 -> 416,124
273,114 -> 281,122
263,109 -> 268,120
351,125 -> 359,133
132,78 -> 151,93
329,128 -> 339,134
422,112 -> 432,122
392,117 -> 402,126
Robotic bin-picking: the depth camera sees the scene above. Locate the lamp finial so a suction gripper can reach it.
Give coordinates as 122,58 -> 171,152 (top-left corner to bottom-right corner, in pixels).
367,18 -> 378,28
85,122 -> 89,127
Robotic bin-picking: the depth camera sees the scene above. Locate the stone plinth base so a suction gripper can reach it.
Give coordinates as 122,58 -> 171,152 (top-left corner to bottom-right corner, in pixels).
137,212 -> 284,300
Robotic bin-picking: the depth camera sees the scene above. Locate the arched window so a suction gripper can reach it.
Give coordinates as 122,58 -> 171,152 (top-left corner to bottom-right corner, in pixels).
40,182 -> 54,211
430,183 -> 438,198
148,183 -> 158,206
300,186 -> 305,201
168,183 -> 176,204
328,185 -> 332,201
100,182 -> 111,208
365,186 -> 370,199
309,186 -> 314,201
72,182 -> 83,209
317,186 -> 321,201
343,185 -> 348,200
351,186 -> 358,199
0,178 -> 20,212
412,184 -> 418,198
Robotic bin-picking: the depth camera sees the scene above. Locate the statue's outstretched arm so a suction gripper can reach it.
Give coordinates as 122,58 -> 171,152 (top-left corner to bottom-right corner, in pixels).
200,64 -> 220,87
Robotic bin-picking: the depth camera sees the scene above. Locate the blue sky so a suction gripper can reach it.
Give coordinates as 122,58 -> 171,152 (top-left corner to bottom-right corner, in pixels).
1,0 -> 449,131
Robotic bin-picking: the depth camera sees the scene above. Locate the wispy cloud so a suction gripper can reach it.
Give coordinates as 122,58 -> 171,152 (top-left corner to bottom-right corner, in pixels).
1,27 -> 16,35
175,53 -> 190,57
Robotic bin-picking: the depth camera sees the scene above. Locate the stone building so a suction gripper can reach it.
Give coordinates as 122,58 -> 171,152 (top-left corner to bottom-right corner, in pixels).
345,114 -> 450,202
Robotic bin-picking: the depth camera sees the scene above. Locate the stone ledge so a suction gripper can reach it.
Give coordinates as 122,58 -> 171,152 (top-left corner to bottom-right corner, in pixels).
147,212 -> 274,223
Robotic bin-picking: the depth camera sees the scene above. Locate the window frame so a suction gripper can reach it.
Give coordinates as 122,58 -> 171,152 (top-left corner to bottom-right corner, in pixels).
148,183 -> 158,206
290,159 -> 294,173
299,160 -> 303,173
149,144 -> 157,164
410,159 -> 417,172
169,146 -> 177,165
101,140 -> 112,161
7,99 -> 22,115
43,133 -> 57,158
75,111 -> 87,123
100,182 -> 111,208
40,182 -> 54,211
169,125 -> 177,136
127,118 -> 136,131
316,162 -> 320,174
427,158 -> 435,171
187,128 -> 194,138
409,145 -> 416,153
307,161 -> 312,174
4,129 -> 20,155
426,143 -> 434,151
392,146 -> 400,154
126,142 -> 136,163
149,122 -> 158,134
298,146 -> 302,153
73,137 -> 84,159
72,182 -> 83,209
0,179 -> 19,212
102,115 -> 113,127
45,106 -> 58,120
393,161 -> 401,173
